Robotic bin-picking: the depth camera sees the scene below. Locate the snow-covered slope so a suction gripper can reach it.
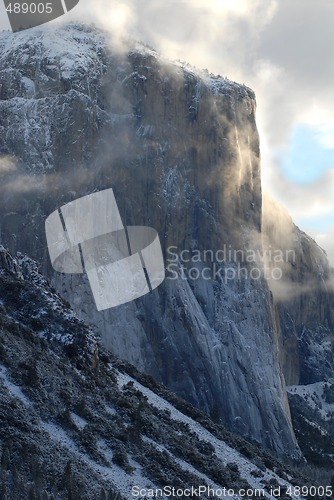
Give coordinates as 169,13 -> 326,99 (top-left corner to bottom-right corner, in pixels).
287,382 -> 334,469
0,246 -> 319,499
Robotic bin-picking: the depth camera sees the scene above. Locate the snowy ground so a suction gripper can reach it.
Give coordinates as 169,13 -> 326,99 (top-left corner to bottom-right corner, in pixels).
116,368 -> 302,499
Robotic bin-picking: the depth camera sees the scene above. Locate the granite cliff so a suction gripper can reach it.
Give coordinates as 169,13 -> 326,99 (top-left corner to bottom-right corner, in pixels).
0,23 -> 333,459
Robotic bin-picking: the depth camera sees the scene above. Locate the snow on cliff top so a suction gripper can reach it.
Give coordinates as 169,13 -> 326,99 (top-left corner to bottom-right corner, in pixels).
0,23 -> 107,80
0,22 -> 255,97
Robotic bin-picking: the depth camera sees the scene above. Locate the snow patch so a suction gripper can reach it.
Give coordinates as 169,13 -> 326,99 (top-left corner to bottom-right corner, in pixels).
287,382 -> 334,421
70,412 -> 87,430
116,369 -> 301,499
0,364 -> 32,407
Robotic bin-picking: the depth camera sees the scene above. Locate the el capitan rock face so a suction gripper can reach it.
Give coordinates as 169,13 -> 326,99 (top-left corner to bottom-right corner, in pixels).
1,22 -> 332,458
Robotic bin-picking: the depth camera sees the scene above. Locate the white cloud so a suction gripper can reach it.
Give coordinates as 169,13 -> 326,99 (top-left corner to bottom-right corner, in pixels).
266,166 -> 334,218
0,155 -> 17,174
306,227 -> 334,267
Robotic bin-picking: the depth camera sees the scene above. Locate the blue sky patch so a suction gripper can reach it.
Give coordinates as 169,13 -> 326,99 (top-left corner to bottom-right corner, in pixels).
276,124 -> 334,184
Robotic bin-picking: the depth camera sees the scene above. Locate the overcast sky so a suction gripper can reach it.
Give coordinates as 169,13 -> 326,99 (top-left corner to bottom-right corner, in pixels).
1,0 -> 334,261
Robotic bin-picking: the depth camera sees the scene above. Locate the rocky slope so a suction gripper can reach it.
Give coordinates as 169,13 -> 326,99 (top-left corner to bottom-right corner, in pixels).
1,245 -> 318,499
287,381 -> 334,469
0,22 -> 333,460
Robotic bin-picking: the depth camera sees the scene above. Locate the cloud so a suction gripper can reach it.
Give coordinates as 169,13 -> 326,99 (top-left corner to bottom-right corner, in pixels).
265,163 -> 334,218
258,0 -> 334,87
309,227 -> 334,266
252,0 -> 334,136
0,155 -> 17,174
1,174 -> 45,194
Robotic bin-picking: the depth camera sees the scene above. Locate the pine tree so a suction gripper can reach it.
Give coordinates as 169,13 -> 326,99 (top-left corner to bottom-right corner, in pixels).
100,487 -> 107,500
